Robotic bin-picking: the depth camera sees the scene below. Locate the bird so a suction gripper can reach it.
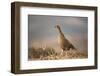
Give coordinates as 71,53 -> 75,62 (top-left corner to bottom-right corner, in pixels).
55,25 -> 76,51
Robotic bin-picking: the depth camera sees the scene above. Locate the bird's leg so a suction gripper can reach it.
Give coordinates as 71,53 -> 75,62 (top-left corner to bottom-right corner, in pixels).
62,49 -> 64,52
60,49 -> 63,56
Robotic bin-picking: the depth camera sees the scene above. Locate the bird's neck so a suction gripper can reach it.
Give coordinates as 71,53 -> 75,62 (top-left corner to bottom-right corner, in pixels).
58,28 -> 65,37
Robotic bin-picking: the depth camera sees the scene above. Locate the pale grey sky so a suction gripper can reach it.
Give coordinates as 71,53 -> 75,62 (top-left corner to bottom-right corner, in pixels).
28,15 -> 88,52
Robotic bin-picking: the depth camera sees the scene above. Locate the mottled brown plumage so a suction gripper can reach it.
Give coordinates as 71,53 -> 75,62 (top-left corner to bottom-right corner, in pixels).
55,25 -> 76,51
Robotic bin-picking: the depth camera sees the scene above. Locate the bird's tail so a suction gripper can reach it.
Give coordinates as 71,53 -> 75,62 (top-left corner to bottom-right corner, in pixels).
70,44 -> 77,50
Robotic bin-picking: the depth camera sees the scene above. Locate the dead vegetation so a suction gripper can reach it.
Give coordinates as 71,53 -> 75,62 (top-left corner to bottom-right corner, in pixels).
28,47 -> 88,60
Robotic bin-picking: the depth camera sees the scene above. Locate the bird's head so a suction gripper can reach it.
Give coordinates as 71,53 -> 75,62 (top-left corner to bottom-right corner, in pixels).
55,25 -> 60,30
55,25 -> 61,33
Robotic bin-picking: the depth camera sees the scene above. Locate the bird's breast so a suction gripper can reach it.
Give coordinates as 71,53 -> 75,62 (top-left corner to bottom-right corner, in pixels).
58,36 -> 64,45
58,36 -> 60,44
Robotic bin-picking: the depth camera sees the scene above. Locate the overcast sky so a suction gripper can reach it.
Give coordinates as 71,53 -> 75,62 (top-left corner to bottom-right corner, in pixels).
28,15 -> 88,52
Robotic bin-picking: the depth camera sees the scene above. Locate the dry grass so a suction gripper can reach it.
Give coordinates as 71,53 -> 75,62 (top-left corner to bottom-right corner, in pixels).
28,47 -> 88,60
